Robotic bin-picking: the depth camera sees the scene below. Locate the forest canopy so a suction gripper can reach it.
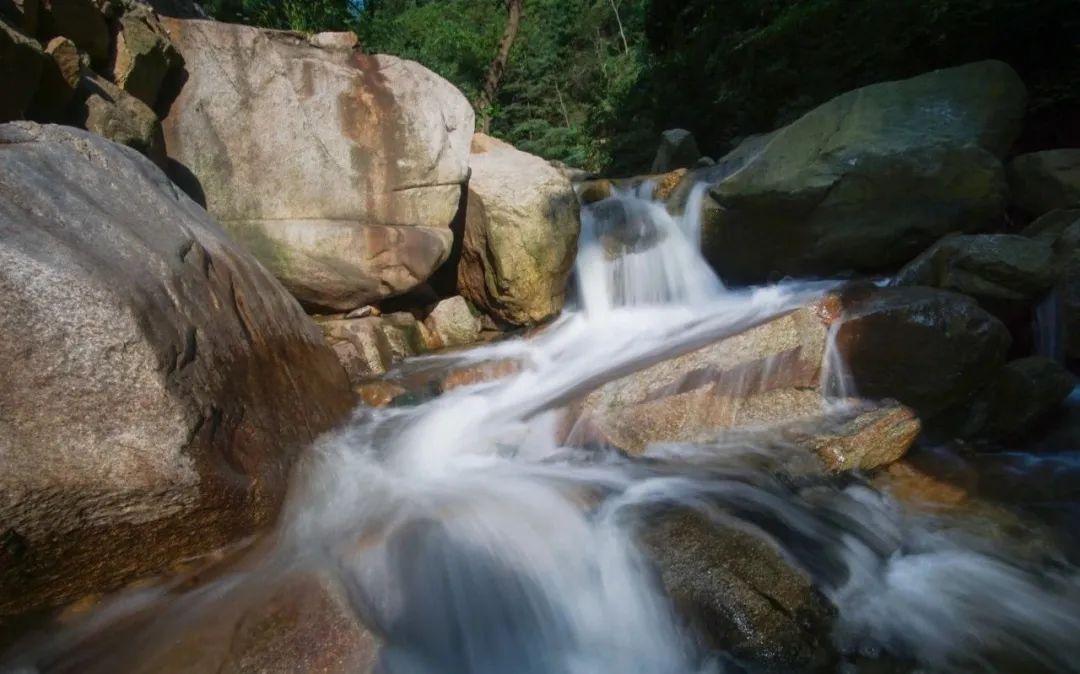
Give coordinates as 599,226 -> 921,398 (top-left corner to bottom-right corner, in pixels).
201,0 -> 1080,175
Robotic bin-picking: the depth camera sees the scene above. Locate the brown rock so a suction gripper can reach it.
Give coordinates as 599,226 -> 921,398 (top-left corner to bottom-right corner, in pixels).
29,35 -> 83,120
110,3 -> 182,107
71,71 -> 167,164
423,296 -> 481,349
0,122 -> 352,632
356,380 -> 407,407
569,304 -> 833,453
161,18 -> 474,311
638,507 -> 835,671
794,402 -> 921,472
458,134 -> 580,326
835,286 -> 1011,420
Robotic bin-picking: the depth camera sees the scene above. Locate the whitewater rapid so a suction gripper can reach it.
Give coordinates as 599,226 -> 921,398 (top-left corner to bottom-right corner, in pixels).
7,182 -> 1080,674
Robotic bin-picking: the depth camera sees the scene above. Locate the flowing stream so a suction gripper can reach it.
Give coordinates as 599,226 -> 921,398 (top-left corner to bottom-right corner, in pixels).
7,185 -> 1080,674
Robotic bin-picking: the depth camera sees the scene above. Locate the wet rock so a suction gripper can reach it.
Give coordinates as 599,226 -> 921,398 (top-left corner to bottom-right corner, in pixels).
39,0 -> 110,65
423,296 -> 482,349
576,178 -> 613,205
699,61 -> 1025,282
161,18 -> 473,311
0,123 -> 352,631
981,357 -> 1075,437
0,17 -> 46,122
638,507 -> 835,671
100,571 -> 380,674
894,233 -> 1056,308
356,380 -> 407,407
793,402 -> 921,472
835,286 -> 1011,420
457,134 -> 580,325
440,358 -> 522,392
110,3 -> 182,107
651,128 -> 701,173
569,303 -> 834,454
320,316 -> 395,382
29,36 -> 84,120
71,71 -> 166,165
1008,149 -> 1080,217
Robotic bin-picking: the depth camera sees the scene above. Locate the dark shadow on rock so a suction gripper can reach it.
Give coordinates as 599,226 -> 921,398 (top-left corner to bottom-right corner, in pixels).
166,158 -> 207,208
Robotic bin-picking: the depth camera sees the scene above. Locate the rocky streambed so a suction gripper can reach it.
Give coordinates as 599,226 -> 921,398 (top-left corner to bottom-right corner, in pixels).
1,2 -> 1080,672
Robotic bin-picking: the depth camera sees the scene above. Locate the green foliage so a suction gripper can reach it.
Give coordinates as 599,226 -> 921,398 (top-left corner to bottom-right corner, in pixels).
201,0 -> 360,31
202,0 -> 1080,174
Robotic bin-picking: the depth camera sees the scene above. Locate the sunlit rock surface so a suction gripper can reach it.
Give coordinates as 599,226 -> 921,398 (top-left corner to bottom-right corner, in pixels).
457,133 -> 581,326
161,19 -> 474,311
694,60 -> 1027,282
0,123 -> 352,630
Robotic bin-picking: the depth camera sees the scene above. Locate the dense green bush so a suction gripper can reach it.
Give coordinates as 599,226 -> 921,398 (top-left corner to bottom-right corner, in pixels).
202,0 -> 1080,175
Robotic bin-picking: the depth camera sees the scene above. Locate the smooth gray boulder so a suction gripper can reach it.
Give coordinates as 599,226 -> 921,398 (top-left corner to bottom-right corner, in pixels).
161,18 -> 474,312
1009,150 -> 1080,217
699,61 -> 1026,282
0,123 -> 352,629
894,233 -> 1056,306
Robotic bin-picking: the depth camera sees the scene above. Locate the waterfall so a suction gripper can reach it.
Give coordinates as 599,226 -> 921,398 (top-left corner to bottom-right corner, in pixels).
9,186 -> 1080,674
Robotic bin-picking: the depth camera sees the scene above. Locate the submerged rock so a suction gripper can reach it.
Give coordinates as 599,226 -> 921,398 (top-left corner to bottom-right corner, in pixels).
698,61 -> 1025,282
835,286 -> 1011,420
638,507 -> 835,671
0,123 -> 352,629
161,18 -> 474,311
457,134 -> 580,326
1008,149 -> 1080,217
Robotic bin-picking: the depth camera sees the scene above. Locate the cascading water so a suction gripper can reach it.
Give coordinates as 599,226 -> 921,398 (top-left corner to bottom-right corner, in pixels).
7,187 -> 1080,674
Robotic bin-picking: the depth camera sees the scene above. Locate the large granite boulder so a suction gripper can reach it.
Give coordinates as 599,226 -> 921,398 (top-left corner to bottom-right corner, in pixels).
699,61 -> 1026,282
0,123 -> 352,630
835,286 -> 1011,420
1008,149 -> 1080,217
457,134 -> 580,325
894,233 -> 1056,309
161,19 -> 474,312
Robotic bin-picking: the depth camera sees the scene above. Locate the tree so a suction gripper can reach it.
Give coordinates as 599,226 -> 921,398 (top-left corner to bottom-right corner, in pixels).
475,0 -> 524,133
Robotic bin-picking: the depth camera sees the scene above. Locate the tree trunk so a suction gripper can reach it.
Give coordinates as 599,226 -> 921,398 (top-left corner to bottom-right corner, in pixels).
476,0 -> 523,134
